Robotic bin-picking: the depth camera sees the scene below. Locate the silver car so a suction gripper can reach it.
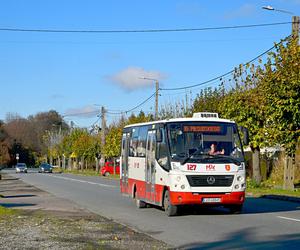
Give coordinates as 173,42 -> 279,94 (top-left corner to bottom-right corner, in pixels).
15,163 -> 28,173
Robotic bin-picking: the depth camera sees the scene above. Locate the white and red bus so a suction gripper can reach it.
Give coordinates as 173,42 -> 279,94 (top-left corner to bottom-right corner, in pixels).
120,112 -> 248,216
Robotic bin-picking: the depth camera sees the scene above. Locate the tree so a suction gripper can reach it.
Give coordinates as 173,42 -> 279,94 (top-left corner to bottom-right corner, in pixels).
220,82 -> 266,184
260,37 -> 300,189
218,36 -> 299,187
192,84 -> 225,115
103,125 -> 122,158
0,121 -> 10,165
29,110 -> 68,154
261,38 -> 300,155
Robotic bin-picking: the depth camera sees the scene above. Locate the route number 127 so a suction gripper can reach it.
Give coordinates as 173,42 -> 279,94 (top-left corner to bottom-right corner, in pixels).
187,164 -> 196,171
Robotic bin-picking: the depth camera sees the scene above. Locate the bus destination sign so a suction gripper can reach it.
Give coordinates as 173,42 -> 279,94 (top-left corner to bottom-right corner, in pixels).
183,125 -> 221,133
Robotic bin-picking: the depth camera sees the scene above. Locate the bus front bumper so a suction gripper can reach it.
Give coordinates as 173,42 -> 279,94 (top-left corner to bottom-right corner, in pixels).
169,191 -> 245,206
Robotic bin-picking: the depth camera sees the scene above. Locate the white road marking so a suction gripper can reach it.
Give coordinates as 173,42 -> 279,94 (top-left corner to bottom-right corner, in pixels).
277,216 -> 300,222
48,175 -> 116,188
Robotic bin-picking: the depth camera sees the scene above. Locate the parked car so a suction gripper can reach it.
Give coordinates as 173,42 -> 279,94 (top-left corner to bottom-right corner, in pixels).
38,163 -> 53,173
15,163 -> 27,173
100,161 -> 120,176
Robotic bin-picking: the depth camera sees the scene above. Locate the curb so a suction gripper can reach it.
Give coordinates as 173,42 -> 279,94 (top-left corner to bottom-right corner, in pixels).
261,194 -> 300,203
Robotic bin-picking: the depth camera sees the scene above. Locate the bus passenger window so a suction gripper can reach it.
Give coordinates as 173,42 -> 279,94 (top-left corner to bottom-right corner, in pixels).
137,141 -> 146,157
137,126 -> 148,157
157,129 -> 170,170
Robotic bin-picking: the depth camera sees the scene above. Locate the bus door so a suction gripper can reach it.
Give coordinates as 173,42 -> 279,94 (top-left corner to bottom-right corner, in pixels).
145,130 -> 156,202
121,132 -> 130,194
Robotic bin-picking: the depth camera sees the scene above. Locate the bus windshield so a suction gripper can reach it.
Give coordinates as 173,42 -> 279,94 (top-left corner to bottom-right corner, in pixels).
167,122 -> 244,164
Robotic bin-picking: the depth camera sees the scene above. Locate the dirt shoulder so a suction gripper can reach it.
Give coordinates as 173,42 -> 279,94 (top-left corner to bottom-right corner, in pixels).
0,174 -> 170,250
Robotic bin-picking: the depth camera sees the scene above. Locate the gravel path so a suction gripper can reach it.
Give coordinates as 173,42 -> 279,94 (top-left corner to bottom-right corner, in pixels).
0,174 -> 170,250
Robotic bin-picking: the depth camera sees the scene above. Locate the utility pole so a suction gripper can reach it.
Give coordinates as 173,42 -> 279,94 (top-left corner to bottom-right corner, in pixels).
155,80 -> 159,120
292,15 -> 300,42
140,77 -> 159,120
98,106 -> 106,173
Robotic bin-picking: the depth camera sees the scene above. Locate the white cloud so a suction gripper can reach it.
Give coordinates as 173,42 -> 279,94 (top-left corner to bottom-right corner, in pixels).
108,66 -> 167,91
224,4 -> 256,20
64,106 -> 99,118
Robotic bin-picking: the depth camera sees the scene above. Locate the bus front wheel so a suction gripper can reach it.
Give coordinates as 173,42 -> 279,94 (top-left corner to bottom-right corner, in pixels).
163,190 -> 177,216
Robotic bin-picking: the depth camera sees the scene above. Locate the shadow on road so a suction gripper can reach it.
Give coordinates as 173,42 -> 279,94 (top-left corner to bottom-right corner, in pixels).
0,177 -> 19,181
2,194 -> 37,198
155,197 -> 300,217
242,197 -> 300,214
0,203 -> 36,208
178,228 -> 300,249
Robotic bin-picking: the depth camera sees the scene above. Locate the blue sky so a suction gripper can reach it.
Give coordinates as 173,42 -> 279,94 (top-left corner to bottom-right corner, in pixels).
0,0 -> 299,128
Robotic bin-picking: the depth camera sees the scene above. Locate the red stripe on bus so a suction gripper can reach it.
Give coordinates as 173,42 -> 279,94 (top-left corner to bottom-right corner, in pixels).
169,191 -> 245,205
121,178 -> 245,206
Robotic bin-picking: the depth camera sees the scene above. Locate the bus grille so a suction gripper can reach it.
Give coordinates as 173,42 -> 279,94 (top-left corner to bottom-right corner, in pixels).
186,175 -> 234,187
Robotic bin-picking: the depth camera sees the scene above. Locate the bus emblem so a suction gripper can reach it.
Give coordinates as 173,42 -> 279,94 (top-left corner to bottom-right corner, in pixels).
225,165 -> 231,171
207,176 -> 215,185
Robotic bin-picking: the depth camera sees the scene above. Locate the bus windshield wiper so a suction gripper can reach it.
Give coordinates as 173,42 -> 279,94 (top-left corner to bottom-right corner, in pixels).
202,154 -> 241,166
180,148 -> 203,165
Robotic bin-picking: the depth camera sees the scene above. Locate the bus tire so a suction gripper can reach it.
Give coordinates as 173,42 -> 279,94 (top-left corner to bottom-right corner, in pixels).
163,190 -> 177,216
136,198 -> 146,208
134,189 -> 146,208
104,172 -> 110,177
228,204 -> 243,214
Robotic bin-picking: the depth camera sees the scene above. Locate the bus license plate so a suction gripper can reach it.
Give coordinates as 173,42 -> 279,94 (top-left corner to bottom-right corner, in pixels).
202,198 -> 221,203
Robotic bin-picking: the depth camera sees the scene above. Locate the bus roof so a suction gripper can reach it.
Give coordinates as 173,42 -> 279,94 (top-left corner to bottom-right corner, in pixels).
124,117 -> 235,129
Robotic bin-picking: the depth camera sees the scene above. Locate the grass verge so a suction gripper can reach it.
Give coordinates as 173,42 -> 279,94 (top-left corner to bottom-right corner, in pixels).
247,187 -> 300,198
54,168 -> 120,179
0,206 -> 18,217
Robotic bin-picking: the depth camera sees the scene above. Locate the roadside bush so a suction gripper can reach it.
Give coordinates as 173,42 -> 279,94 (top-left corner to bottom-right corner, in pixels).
246,177 -> 261,189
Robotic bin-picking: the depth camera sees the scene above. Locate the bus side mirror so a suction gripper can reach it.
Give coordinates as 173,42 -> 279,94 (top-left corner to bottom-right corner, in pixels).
239,126 -> 249,145
156,129 -> 162,143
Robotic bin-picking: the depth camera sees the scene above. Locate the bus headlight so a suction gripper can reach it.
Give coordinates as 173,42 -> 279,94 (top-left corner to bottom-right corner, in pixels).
181,185 -> 185,190
237,176 -> 244,182
238,162 -> 245,171
234,184 -> 240,190
176,176 -> 181,182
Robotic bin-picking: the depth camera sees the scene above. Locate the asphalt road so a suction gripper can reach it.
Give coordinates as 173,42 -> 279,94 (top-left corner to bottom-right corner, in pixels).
3,168 -> 300,249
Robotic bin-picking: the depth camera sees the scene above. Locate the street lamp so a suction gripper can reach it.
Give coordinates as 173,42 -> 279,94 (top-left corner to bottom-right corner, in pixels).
262,5 -> 300,39
140,77 -> 159,120
262,5 -> 299,41
262,5 -> 294,15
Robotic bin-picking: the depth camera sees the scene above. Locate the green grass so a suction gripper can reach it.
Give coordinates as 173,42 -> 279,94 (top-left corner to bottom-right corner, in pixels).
247,187 -> 300,197
246,177 -> 300,197
246,178 -> 300,197
0,206 -> 18,216
59,169 -> 99,176
56,168 -> 120,179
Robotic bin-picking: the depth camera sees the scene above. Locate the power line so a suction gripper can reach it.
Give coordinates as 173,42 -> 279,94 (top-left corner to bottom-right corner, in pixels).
62,92 -> 156,119
90,116 -> 101,128
0,22 -> 292,34
124,92 -> 156,114
160,35 -> 291,91
105,92 -> 156,115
